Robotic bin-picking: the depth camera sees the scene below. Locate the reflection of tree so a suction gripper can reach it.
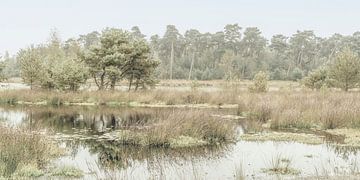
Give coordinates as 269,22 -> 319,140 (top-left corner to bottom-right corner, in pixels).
2,105 -> 234,134
63,140 -> 83,157
81,139 -> 228,170
1,105 -> 235,173
11,106 -> 166,134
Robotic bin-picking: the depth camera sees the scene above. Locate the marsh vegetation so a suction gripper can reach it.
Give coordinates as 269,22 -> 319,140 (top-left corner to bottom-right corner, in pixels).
0,100 -> 360,179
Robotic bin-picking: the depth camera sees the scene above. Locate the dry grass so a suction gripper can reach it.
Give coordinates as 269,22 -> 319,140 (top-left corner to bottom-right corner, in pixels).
262,154 -> 300,175
234,162 -> 245,180
0,125 -> 63,177
112,109 -> 237,147
237,91 -> 360,130
240,132 -> 324,145
1,88 -> 360,130
0,89 -> 239,106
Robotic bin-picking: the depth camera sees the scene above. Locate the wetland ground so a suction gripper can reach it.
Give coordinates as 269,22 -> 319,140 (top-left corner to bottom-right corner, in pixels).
1,80 -> 360,179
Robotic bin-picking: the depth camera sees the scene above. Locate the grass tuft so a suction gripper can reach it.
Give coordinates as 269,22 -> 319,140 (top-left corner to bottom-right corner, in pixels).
0,125 -> 63,177
51,165 -> 84,178
262,154 -> 300,175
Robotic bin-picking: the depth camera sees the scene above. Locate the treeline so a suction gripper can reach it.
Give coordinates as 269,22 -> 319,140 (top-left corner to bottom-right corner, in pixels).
4,28 -> 159,91
2,23 -> 360,84
150,24 -> 360,80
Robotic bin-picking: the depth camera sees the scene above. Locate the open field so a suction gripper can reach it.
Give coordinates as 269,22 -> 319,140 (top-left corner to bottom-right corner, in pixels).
0,78 -> 302,92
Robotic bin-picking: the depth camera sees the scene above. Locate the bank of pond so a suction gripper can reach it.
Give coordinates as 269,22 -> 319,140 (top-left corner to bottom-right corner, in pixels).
0,105 -> 360,179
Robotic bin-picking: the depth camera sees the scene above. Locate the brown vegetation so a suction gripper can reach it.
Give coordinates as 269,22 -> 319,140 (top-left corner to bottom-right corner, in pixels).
0,125 -> 63,177
110,109 -> 237,147
1,88 -> 360,131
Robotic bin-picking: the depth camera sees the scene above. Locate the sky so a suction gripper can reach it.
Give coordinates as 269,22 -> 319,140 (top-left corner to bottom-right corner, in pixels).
1,0 -> 360,55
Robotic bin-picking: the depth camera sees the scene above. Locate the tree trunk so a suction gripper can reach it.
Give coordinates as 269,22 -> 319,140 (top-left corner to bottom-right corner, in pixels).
30,79 -> 33,90
98,67 -> 106,90
110,78 -> 116,91
241,58 -> 247,78
128,74 -> 133,91
188,52 -> 195,80
135,79 -> 139,91
344,80 -> 349,92
170,41 -> 174,80
94,67 -> 106,91
286,63 -> 292,78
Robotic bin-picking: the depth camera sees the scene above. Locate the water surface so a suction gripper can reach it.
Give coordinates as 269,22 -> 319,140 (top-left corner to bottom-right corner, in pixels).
1,106 -> 359,179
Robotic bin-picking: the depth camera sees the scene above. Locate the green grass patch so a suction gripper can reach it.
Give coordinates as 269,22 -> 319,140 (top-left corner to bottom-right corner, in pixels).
51,166 -> 84,178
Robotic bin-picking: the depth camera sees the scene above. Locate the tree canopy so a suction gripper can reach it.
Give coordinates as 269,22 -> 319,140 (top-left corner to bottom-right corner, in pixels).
83,28 -> 158,90
4,24 -> 360,90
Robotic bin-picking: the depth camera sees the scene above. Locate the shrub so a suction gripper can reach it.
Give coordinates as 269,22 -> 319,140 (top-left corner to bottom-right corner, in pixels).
302,67 -> 330,90
248,71 -> 269,93
329,48 -> 360,91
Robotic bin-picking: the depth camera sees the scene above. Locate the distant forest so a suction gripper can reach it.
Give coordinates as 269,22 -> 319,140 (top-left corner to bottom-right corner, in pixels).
1,24 -> 360,81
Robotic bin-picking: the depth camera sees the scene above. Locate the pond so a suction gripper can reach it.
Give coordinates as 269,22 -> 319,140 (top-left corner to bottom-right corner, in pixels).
0,106 -> 360,179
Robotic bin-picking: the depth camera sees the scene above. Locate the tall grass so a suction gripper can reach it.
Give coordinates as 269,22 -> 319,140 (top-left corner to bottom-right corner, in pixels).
234,162 -> 245,180
0,125 -> 62,177
238,92 -> 360,130
114,109 -> 237,147
1,89 -> 360,130
262,154 -> 300,175
0,89 -> 240,106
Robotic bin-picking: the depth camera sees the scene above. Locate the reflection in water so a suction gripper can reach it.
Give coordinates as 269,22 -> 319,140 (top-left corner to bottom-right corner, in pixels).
1,106 -> 360,179
20,107 -> 160,134
64,139 -> 227,170
18,106 -> 223,134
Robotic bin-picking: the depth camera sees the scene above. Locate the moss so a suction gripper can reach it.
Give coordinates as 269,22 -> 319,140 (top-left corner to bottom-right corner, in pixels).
51,166 -> 83,178
169,136 -> 208,148
128,101 -> 141,107
239,131 -> 324,145
13,164 -> 44,178
107,101 -> 127,106
270,120 -> 315,130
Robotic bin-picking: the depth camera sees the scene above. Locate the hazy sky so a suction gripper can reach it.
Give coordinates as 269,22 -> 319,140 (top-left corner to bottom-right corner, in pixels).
1,0 -> 360,54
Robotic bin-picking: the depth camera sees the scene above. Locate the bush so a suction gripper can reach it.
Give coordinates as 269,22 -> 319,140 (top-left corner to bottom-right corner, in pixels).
248,71 -> 269,93
302,67 -> 330,90
329,48 -> 360,91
